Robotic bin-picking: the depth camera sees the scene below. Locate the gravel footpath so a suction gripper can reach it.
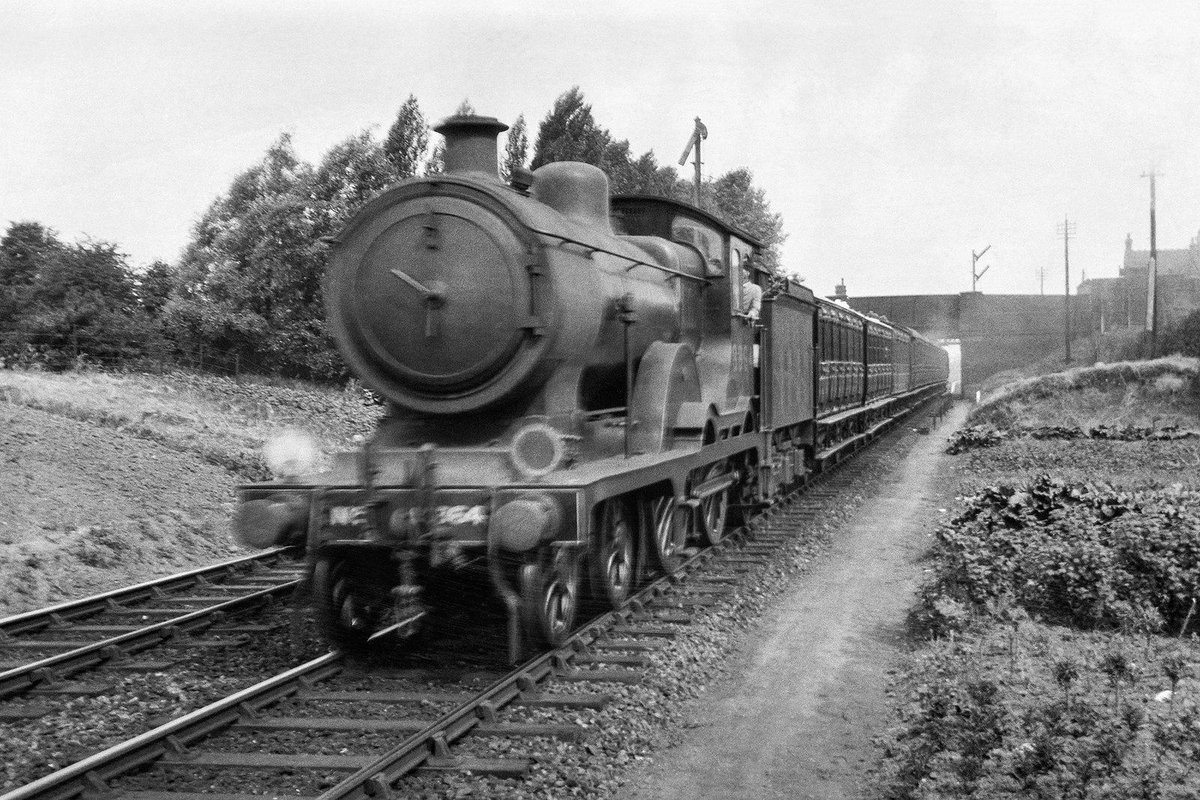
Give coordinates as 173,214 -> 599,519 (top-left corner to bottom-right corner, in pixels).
618,405 -> 969,800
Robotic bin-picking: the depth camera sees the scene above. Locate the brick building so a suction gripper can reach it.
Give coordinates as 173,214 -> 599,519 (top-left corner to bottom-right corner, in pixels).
1078,232 -> 1200,331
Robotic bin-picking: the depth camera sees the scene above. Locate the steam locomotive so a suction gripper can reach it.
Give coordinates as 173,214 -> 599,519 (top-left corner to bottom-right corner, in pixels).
233,115 -> 948,660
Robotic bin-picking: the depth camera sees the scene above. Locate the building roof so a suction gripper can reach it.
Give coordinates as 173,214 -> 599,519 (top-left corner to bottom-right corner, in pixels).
1122,231 -> 1200,277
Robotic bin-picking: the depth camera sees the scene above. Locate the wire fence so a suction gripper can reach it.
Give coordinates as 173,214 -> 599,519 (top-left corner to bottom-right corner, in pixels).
0,331 -> 250,377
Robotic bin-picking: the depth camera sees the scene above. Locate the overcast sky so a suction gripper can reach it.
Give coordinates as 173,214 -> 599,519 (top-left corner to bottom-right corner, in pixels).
2,0 -> 1198,298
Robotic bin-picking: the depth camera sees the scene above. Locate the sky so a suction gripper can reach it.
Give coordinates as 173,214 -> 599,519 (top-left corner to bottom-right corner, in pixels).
2,0 -> 1198,299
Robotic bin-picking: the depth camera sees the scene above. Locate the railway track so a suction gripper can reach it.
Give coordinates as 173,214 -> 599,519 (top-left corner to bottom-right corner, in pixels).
2,401 -> 942,799
0,548 -> 303,706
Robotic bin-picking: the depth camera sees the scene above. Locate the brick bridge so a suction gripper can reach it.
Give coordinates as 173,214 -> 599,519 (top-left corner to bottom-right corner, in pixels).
847,292 -> 1096,396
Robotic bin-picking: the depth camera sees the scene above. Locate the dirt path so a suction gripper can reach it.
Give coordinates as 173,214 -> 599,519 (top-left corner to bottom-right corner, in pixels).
621,404 -> 970,800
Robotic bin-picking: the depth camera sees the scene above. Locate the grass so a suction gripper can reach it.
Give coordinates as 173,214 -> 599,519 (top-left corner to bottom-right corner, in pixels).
0,368 -> 384,479
969,355 -> 1200,431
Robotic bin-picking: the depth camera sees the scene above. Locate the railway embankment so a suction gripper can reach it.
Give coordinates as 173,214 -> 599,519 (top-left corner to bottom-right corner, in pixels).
0,369 -> 381,616
875,356 -> 1200,799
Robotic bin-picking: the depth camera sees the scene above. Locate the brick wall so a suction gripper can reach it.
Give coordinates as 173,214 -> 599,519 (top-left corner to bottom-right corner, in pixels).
849,292 -> 1097,394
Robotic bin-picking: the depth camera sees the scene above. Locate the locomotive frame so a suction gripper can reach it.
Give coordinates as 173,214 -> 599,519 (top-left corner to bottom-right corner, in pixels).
232,114 -> 949,661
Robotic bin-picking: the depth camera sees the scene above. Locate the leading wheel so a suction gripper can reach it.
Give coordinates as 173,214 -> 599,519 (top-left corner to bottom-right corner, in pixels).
590,498 -> 636,610
313,554 -> 387,653
519,547 -> 580,648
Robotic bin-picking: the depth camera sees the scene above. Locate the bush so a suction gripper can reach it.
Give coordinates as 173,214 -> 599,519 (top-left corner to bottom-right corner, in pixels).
1159,309 -> 1200,359
916,476 -> 1200,635
878,626 -> 1200,800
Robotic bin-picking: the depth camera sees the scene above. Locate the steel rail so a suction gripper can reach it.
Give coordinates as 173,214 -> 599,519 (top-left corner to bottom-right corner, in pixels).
318,515 -> 791,799
0,654 -> 344,800
0,578 -> 302,699
0,547 -> 297,637
2,394 -> 946,799
319,392 -> 945,798
0,533 -> 729,800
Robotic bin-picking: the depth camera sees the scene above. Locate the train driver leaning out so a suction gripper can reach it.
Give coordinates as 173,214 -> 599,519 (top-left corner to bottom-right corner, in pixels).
740,271 -> 763,322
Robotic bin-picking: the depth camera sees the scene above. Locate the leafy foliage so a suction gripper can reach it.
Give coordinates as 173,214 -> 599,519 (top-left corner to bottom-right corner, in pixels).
0,223 -> 165,369
947,423 -> 1197,455
1159,309 -> 1200,358
501,113 -> 529,182
917,475 -> 1200,634
167,129 -> 402,380
167,135 -> 316,375
702,168 -> 787,272
946,426 -> 1007,454
5,87 -> 792,378
530,87 -> 684,198
382,94 -> 429,180
878,624 -> 1200,799
531,86 -> 787,269
137,260 -> 174,318
424,140 -> 445,176
531,86 -> 613,170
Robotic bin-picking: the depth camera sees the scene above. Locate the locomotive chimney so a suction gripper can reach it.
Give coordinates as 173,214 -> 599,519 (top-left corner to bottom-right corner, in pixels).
434,115 -> 508,178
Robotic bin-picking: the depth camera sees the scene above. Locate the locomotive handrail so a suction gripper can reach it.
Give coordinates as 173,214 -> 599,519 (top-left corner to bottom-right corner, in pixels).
528,226 -> 709,284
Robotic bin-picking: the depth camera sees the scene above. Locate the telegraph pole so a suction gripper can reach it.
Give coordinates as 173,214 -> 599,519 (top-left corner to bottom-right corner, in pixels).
1057,216 -> 1077,363
971,245 -> 991,292
1141,170 -> 1161,358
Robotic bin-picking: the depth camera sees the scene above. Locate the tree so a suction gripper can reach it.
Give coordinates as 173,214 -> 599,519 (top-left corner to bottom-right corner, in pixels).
501,114 -> 529,182
531,87 -> 612,169
528,87 -> 686,199
169,134 -> 325,376
169,128 -> 405,380
704,168 -> 787,272
383,94 -> 430,180
0,221 -> 60,287
308,130 -> 394,238
24,239 -> 163,365
137,260 -> 174,318
0,222 -> 62,335
620,151 -> 685,198
1159,309 -> 1200,358
425,141 -> 445,176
